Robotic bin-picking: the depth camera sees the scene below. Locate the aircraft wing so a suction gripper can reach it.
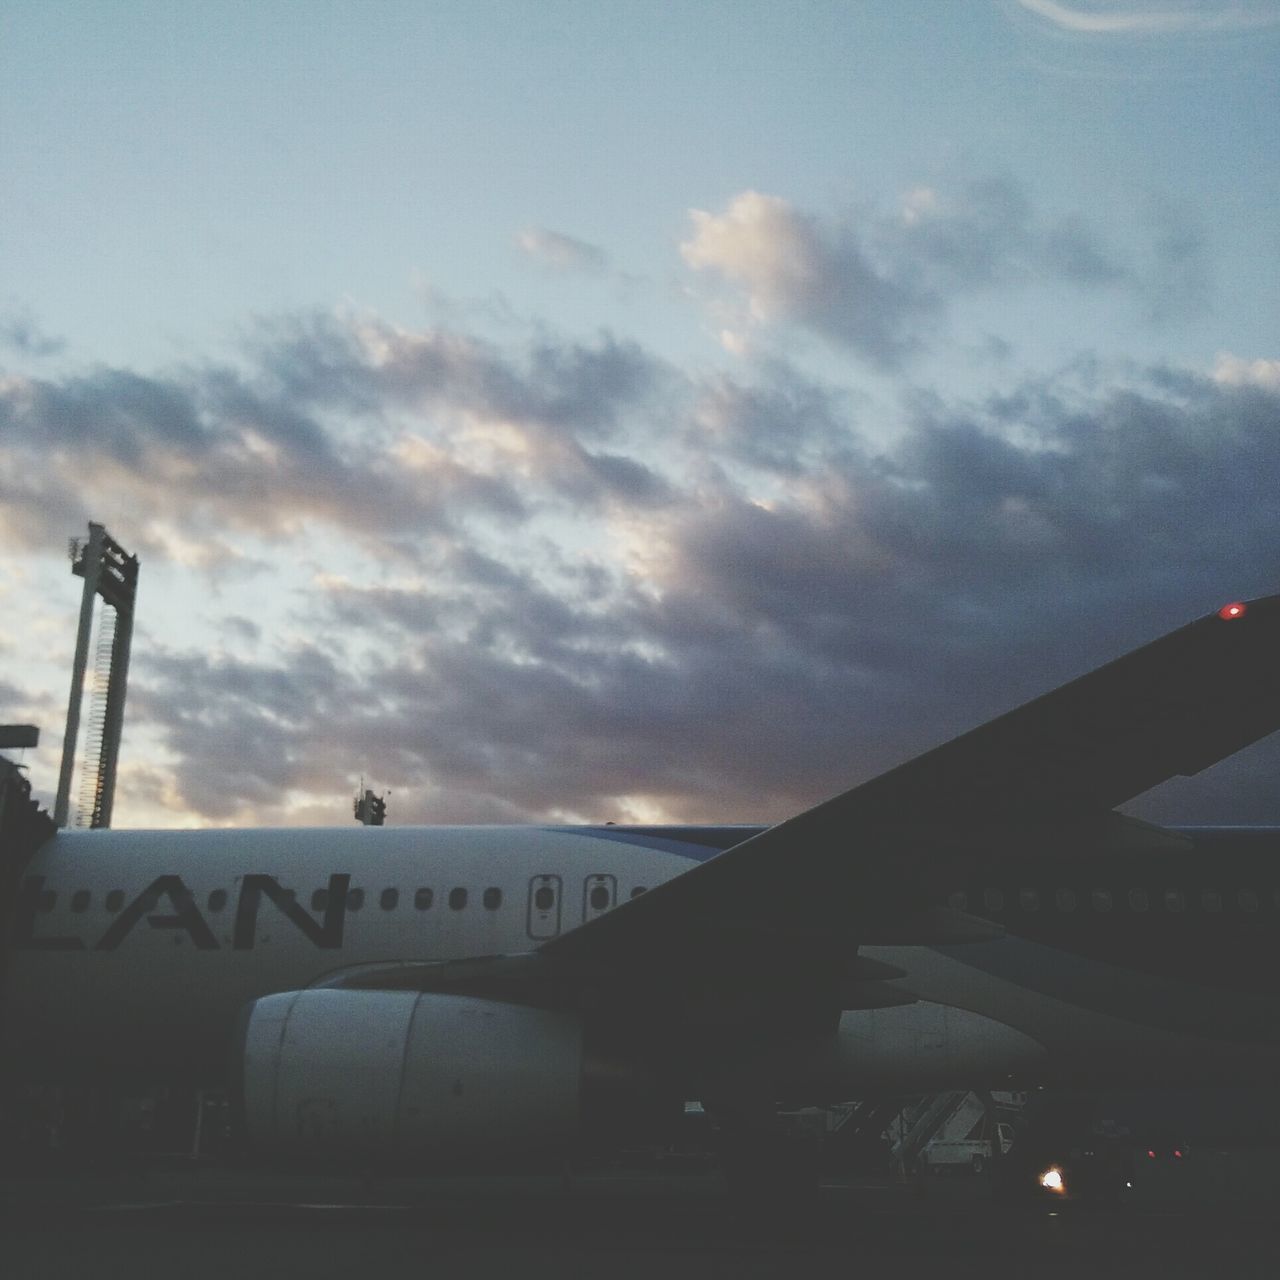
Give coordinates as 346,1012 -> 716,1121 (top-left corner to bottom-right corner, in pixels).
540,594 -> 1280,976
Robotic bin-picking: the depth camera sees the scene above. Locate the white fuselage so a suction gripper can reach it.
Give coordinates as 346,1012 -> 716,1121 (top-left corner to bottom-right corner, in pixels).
7,825 -> 1280,1094
4,826 -> 691,1082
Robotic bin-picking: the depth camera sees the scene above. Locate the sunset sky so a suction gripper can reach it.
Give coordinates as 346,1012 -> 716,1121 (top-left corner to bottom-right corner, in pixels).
3,0 -> 1280,829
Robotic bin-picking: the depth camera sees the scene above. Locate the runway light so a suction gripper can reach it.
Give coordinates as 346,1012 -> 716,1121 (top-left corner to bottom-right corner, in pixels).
1039,1166 -> 1065,1193
1147,1149 -> 1157,1159
1218,602 -> 1247,620
1173,1149 -> 1183,1159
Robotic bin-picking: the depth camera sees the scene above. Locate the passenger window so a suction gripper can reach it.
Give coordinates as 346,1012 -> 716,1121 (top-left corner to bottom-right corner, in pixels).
983,888 -> 1004,913
1055,889 -> 1077,913
630,886 -> 647,899
312,888 -> 329,911
1091,889 -> 1112,913
208,889 -> 228,912
1164,890 -> 1185,913
589,884 -> 610,911
534,885 -> 555,911
70,889 -> 91,913
449,887 -> 468,910
414,888 -> 433,910
1238,889 -> 1258,913
105,889 -> 124,913
380,888 -> 398,911
1201,890 -> 1222,912
348,888 -> 365,911
1019,889 -> 1039,912
37,889 -> 56,913
483,887 -> 502,910
1128,889 -> 1148,912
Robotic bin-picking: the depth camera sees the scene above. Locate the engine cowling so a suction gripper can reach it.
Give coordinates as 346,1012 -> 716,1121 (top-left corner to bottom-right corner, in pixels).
234,989 -> 591,1167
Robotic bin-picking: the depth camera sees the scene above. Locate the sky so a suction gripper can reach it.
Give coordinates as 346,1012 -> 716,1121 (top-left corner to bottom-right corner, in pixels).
3,0 -> 1280,830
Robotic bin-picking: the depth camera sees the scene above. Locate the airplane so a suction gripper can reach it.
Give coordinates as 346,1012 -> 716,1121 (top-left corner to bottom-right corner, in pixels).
5,593 -> 1280,1192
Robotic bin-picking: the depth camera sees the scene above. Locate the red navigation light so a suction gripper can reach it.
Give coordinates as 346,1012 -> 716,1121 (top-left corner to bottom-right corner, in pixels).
1218,602 -> 1247,620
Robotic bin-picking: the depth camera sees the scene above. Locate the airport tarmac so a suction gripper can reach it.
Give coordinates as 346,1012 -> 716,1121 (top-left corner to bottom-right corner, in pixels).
3,1165 -> 1278,1280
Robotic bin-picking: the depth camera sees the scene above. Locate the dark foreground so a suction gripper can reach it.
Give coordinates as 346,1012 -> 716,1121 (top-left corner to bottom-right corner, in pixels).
4,1162 -> 1279,1280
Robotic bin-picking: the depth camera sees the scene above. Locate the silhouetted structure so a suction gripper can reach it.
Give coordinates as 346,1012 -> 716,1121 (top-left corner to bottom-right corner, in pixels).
53,524 -> 139,828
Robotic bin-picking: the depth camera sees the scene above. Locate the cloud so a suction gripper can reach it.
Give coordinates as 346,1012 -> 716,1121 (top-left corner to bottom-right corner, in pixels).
516,227 -> 609,274
0,304 -> 65,358
0,364 -> 520,558
129,645 -> 350,821
1015,0 -> 1280,35
681,183 -> 1134,366
10,285 -> 1277,830
1039,214 -> 1128,285
1141,195 -> 1211,322
681,191 -> 933,369
102,350 -> 1280,829
1213,353 -> 1280,391
689,361 -> 849,475
894,177 -> 1037,290
0,313 -> 670,559
222,615 -> 262,643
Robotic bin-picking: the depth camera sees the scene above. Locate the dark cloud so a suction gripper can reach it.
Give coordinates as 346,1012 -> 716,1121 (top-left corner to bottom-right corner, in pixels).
573,450 -> 673,506
7,289 -> 1268,829
0,319 -> 670,556
115,359 -> 1280,828
0,676 -> 39,714
129,646 -> 349,820
362,321 -> 662,440
690,362 -> 850,475
13,368 -> 211,459
222,616 -> 262,644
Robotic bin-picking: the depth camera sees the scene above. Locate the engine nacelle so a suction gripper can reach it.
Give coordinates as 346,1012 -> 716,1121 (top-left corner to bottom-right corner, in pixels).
235,990 -> 589,1167
831,1001 -> 1047,1089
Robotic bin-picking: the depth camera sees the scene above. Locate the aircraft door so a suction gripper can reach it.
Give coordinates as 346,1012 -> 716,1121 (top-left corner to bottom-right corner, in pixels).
526,875 -> 562,940
582,874 -> 616,923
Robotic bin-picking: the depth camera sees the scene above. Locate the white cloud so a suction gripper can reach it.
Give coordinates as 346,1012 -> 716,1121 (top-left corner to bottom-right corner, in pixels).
516,227 -> 608,274
682,192 -> 818,324
901,186 -> 941,225
1212,352 -> 1280,390
1016,0 -> 1280,35
680,191 -> 929,368
680,182 -> 1135,366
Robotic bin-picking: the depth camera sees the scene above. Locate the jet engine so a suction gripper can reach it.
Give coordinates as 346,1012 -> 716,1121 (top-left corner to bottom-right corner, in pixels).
234,989 -> 618,1167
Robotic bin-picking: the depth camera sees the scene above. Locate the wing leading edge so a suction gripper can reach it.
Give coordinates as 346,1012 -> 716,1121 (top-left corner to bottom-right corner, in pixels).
543,594 -> 1280,972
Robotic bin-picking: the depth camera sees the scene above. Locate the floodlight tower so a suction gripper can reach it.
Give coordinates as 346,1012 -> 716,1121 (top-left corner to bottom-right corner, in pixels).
53,523 -> 140,829
354,786 -> 387,826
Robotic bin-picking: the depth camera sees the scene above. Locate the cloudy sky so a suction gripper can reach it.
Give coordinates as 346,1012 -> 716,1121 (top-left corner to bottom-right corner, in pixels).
4,0 -> 1280,830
